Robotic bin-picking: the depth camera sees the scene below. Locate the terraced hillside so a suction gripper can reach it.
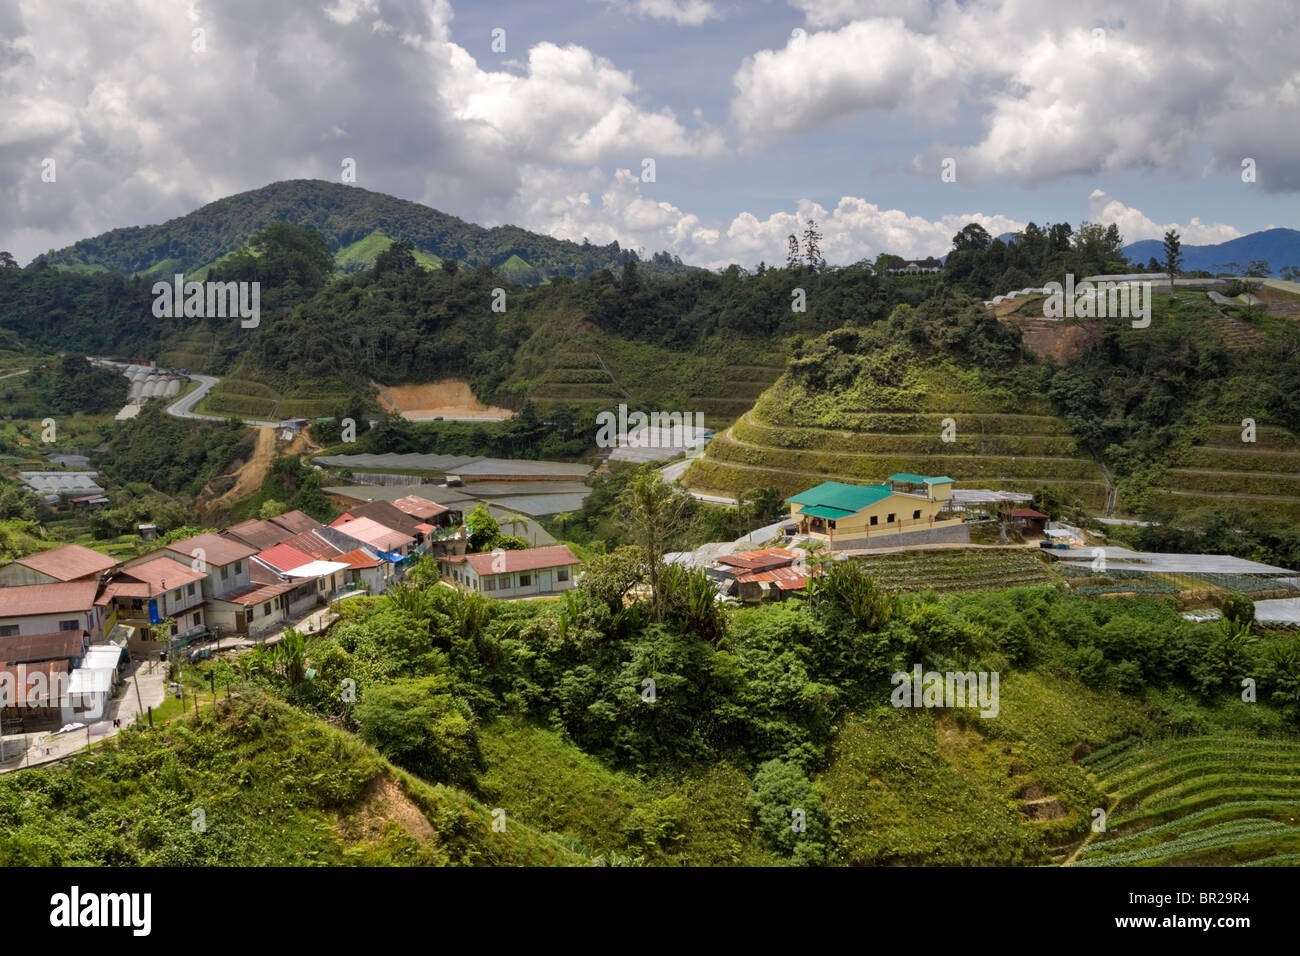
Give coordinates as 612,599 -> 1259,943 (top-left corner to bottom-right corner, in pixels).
516,330 -> 783,431
1071,735 -> 1300,866
196,377 -> 350,421
1158,423 -> 1300,522
684,366 -> 1109,507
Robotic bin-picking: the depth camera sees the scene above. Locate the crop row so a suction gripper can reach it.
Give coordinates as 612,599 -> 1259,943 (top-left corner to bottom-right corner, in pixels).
1188,573 -> 1300,595
1165,468 -> 1300,498
733,417 -> 1080,457
708,433 -> 1105,481
1074,819 -> 1290,866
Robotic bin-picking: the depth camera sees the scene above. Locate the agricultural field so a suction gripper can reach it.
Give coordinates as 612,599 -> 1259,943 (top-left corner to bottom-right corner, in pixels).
849,547 -> 1055,593
683,365 -> 1109,506
196,376 -> 348,421
515,330 -> 783,431
1157,423 -> 1300,523
1071,734 -> 1300,866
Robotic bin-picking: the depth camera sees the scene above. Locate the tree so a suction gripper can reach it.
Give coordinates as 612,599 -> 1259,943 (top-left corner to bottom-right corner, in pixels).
373,240 -> 418,277
1162,229 -> 1183,295
1222,593 -> 1256,627
465,503 -> 500,552
802,220 -> 823,270
258,499 -> 286,520
354,674 -> 483,786
1244,259 -> 1272,278
578,545 -> 647,614
0,251 -> 17,269
951,223 -> 992,252
621,472 -> 696,622
269,627 -> 308,684
786,234 -> 800,270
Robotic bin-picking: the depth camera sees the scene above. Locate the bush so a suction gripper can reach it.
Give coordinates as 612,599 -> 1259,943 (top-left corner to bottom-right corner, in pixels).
746,759 -> 829,865
1221,593 -> 1256,627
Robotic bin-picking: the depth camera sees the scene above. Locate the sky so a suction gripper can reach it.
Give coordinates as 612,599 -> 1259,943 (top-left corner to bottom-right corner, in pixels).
2,0 -> 1298,268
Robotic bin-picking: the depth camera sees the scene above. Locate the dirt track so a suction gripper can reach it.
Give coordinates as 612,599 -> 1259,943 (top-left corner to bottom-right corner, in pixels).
203,425 -> 276,515
375,379 -> 512,421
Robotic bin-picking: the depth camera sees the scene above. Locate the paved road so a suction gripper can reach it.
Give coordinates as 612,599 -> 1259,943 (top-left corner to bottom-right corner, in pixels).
0,657 -> 168,773
166,373 -> 277,426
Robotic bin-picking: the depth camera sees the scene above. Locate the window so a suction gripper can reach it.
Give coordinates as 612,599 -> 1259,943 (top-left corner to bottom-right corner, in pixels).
193,612 -> 201,627
557,567 -> 569,582
913,509 -> 921,520
187,583 -> 196,596
262,602 -> 272,617
518,574 -> 532,587
234,561 -> 244,574
483,576 -> 497,592
887,513 -> 895,523
220,565 -> 230,580
869,515 -> 878,526
173,588 -> 183,603
0,624 -> 18,637
59,619 -> 79,631
170,621 -> 178,636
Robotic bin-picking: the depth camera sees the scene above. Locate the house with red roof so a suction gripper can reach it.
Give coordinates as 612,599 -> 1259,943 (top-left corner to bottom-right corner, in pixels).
108,557 -> 209,647
439,545 -> 581,599
0,580 -> 107,643
707,547 -> 816,603
0,543 -> 117,587
391,494 -> 458,528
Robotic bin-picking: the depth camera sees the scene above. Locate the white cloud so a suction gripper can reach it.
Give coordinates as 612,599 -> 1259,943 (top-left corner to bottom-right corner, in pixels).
0,0 -> 721,262
598,0 -> 721,26
1087,189 -> 1242,245
754,0 -> 1300,190
507,166 -> 1024,267
731,18 -> 957,145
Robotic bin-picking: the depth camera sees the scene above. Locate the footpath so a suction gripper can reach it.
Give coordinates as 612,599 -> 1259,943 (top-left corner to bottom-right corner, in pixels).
0,602 -> 342,774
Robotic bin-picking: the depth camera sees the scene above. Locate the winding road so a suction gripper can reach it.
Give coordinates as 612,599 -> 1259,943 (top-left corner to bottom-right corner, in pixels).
165,373 -> 277,426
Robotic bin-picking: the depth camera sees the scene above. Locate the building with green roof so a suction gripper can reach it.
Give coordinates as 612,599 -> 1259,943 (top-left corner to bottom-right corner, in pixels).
785,476 -> 965,550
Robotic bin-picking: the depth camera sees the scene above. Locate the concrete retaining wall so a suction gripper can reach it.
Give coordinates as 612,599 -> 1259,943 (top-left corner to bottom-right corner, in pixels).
830,523 -> 971,551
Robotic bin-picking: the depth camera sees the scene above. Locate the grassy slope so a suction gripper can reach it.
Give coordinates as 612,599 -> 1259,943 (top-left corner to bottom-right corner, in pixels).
335,229 -> 444,272
0,692 -> 583,867
684,362 -> 1109,505
478,720 -> 782,865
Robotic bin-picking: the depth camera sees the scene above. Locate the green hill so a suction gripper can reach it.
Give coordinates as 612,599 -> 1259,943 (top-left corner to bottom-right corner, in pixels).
34,179 -> 661,284
0,692 -> 584,866
686,363 -> 1110,506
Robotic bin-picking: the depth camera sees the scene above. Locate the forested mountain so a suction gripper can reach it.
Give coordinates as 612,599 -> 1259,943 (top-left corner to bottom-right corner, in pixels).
1123,228 -> 1300,276
30,179 -> 692,284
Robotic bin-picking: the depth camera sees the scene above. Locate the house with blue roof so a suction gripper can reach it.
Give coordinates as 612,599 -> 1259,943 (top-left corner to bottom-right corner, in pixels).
785,474 -> 966,550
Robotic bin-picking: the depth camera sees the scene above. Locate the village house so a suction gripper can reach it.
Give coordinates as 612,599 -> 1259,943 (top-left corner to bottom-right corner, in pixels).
147,533 -> 259,634
0,632 -> 92,722
278,531 -> 384,597
391,493 -> 458,528
103,556 -> 208,655
1007,508 -> 1049,537
439,545 -> 581,599
0,580 -> 107,642
707,547 -> 814,603
253,543 -> 349,616
786,475 -> 967,550
334,501 -> 430,554
0,543 -> 117,587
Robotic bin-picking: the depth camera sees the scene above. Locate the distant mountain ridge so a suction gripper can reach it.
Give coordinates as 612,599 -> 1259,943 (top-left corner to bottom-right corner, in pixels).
35,179 -> 686,284
1122,228 -> 1300,275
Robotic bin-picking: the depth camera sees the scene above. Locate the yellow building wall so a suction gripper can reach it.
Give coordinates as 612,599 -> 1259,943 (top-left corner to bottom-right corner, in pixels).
791,492 -> 955,539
